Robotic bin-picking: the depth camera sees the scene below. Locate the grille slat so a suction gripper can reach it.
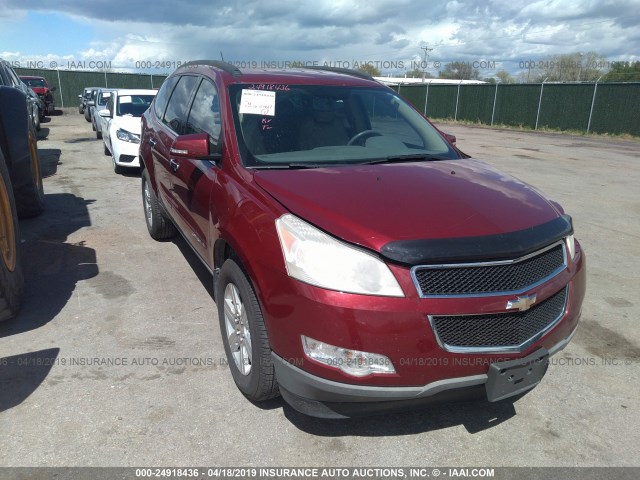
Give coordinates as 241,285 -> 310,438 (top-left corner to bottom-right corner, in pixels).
431,287 -> 568,351
414,243 -> 565,296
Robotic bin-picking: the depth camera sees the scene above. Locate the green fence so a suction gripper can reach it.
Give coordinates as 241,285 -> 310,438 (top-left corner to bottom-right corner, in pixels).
396,82 -> 640,136
14,68 -> 169,110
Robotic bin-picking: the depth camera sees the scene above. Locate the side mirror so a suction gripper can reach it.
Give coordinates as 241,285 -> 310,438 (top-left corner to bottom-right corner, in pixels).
170,132 -> 221,162
444,133 -> 457,145
50,86 -> 57,92
98,109 -> 111,118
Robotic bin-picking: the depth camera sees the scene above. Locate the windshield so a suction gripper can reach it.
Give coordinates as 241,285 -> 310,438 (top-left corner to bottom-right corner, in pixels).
22,78 -> 46,88
116,94 -> 155,117
229,84 -> 458,168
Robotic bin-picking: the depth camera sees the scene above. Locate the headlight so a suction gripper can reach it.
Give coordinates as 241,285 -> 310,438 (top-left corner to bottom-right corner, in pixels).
116,128 -> 140,144
566,234 -> 576,261
302,336 -> 396,377
275,214 -> 404,297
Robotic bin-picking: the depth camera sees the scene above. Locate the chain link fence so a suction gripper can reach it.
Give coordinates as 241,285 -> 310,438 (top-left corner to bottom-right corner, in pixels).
395,82 -> 640,136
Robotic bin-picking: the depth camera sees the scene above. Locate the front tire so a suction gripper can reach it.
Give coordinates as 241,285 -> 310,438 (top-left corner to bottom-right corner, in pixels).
141,168 -> 176,240
215,259 -> 279,402
0,149 -> 24,322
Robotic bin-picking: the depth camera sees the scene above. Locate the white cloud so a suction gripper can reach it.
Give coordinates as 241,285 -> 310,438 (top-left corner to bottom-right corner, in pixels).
3,0 -> 639,76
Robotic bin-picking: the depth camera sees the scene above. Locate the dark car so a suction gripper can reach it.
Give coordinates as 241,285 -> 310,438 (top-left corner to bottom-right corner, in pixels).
84,88 -> 99,122
19,76 -> 56,116
78,87 -> 99,115
25,87 -> 43,131
0,61 -> 40,133
139,61 -> 586,418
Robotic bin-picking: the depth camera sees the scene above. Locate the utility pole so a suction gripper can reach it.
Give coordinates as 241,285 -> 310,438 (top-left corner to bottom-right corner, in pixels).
420,44 -> 433,83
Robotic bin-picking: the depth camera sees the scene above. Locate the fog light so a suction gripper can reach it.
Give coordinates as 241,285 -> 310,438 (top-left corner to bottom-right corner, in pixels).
301,335 -> 395,377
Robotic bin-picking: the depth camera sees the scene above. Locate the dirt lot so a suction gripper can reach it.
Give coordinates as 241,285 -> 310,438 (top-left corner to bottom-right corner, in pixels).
1,111 -> 638,467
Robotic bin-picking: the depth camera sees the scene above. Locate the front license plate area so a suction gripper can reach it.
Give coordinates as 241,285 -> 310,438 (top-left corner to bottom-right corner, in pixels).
485,348 -> 549,402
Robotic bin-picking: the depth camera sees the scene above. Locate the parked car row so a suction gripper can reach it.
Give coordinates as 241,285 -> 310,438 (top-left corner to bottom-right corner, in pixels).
78,86 -> 157,174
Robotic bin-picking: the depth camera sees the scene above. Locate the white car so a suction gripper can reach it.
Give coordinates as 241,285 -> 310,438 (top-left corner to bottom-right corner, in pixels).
100,89 -> 157,173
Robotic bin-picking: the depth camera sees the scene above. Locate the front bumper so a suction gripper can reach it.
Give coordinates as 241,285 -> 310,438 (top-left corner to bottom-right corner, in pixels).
274,326 -> 577,418
113,140 -> 141,167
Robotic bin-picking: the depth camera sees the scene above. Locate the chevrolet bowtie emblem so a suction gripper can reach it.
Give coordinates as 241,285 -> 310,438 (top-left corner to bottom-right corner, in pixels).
507,294 -> 537,312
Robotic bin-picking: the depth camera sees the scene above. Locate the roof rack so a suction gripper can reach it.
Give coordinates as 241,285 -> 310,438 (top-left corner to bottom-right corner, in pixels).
305,66 -> 373,81
181,60 -> 242,77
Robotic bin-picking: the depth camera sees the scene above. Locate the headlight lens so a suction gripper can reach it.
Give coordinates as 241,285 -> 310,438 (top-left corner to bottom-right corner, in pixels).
302,336 -> 396,377
275,214 -> 404,297
116,128 -> 140,144
566,234 -> 576,261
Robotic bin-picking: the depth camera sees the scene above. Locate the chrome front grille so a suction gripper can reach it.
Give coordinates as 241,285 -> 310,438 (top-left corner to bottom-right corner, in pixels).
429,286 -> 568,353
412,242 -> 566,297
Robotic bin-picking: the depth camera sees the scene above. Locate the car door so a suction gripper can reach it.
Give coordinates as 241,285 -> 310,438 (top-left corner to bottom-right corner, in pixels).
151,75 -> 200,219
171,78 -> 223,262
146,76 -> 178,211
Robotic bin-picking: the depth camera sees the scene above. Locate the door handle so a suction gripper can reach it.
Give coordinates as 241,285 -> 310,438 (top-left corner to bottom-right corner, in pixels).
169,159 -> 179,172
149,137 -> 157,147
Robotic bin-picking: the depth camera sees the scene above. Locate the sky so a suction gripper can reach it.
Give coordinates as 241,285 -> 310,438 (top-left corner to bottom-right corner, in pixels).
1,0 -> 639,78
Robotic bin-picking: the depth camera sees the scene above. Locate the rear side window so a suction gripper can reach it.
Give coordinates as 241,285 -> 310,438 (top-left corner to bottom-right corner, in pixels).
154,76 -> 178,120
162,75 -> 200,133
185,79 -> 221,149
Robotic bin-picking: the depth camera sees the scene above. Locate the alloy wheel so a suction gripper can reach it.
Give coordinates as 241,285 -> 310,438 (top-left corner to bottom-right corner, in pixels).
223,283 -> 252,375
143,180 -> 153,227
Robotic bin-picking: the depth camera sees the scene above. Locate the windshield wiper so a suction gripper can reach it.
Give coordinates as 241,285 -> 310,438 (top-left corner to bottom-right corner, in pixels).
288,163 -> 337,169
252,163 -> 335,170
361,153 -> 450,165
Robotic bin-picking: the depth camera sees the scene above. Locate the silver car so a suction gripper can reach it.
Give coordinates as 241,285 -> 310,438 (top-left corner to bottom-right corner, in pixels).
91,88 -> 114,138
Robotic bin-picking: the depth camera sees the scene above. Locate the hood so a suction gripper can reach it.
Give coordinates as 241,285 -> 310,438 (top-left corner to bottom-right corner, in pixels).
31,87 -> 49,95
113,115 -> 142,135
254,159 -> 562,255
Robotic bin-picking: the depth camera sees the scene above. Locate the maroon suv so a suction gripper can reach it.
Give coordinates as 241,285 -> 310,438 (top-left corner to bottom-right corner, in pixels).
139,61 -> 586,418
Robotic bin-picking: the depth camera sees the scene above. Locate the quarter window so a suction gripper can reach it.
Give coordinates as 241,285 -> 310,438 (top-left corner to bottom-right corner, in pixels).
162,75 -> 200,134
153,75 -> 178,120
